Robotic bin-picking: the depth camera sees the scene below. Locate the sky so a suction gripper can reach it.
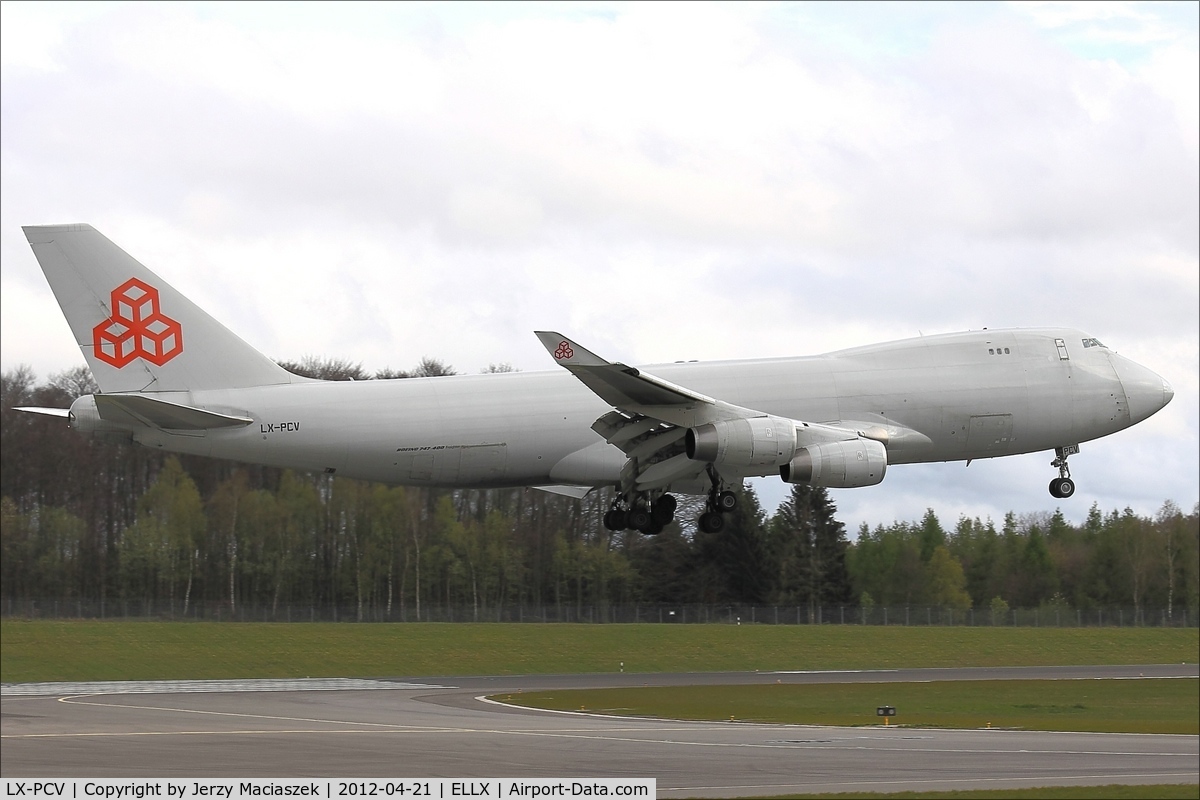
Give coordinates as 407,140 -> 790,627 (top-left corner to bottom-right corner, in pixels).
2,1 -> 1197,534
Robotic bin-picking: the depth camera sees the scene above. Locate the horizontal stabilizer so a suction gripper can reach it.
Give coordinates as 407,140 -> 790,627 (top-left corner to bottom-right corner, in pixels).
533,484 -> 593,499
14,407 -> 71,418
95,394 -> 253,431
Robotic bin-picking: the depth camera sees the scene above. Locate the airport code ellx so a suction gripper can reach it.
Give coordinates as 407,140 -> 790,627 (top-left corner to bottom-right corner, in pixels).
1,781 -> 655,800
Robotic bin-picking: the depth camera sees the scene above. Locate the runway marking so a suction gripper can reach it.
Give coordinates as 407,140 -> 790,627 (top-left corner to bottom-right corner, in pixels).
5,722 -> 1195,759
8,703 -> 1194,761
4,694 -> 732,740
50,694 -> 483,730
2,678 -> 446,697
480,693 -> 1200,740
769,670 -> 899,674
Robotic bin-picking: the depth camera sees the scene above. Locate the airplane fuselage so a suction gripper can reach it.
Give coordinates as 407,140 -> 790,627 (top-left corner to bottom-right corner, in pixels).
82,327 -> 1168,491
23,224 -> 1174,530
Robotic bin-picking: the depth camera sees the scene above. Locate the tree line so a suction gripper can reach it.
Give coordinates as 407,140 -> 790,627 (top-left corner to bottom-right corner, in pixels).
2,363 -> 1196,621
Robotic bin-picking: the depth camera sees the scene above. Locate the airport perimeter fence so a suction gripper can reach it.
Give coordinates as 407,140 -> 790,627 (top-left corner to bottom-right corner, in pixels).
3,598 -> 1196,627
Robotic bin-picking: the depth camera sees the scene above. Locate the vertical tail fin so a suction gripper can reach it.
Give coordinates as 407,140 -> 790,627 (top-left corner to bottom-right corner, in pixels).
23,224 -> 299,393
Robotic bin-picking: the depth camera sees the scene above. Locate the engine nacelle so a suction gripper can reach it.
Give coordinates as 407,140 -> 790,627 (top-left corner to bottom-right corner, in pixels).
686,416 -> 798,469
780,438 -> 888,488
68,395 -> 129,438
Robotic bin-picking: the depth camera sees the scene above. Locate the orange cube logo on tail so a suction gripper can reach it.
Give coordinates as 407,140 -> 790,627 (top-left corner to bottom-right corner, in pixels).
92,278 -> 183,367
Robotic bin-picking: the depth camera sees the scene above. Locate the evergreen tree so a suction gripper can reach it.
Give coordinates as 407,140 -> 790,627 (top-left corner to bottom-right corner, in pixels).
694,486 -> 770,603
918,508 -> 946,562
768,484 -> 852,614
1017,525 -> 1058,607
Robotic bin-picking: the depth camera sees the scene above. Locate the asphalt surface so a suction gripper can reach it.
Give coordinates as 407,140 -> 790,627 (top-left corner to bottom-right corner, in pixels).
2,665 -> 1197,797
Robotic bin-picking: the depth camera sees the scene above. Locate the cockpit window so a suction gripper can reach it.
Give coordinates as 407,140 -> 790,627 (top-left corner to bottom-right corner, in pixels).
1081,338 -> 1106,349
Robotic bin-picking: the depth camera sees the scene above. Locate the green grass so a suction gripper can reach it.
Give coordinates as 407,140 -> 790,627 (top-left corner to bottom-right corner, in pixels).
502,678 -> 1199,734
2,621 -> 1196,683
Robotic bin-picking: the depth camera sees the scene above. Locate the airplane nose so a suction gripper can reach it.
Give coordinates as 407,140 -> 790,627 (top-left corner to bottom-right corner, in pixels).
1112,355 -> 1173,424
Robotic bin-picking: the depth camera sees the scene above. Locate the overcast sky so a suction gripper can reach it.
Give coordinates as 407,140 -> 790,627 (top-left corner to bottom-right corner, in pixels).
2,1 -> 1196,533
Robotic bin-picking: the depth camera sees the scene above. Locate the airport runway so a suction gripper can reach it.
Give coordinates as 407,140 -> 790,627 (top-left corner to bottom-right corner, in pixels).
3,665 -> 1197,797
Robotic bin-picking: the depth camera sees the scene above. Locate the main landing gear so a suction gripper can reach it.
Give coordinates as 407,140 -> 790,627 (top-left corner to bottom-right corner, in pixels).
1048,445 -> 1078,499
604,492 -> 677,535
602,467 -> 739,535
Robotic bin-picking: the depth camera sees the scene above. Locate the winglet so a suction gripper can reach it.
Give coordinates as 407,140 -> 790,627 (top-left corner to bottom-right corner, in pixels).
534,330 -> 720,424
534,331 -> 611,368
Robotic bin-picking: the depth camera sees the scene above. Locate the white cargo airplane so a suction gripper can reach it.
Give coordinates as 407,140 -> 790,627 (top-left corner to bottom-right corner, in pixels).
19,224 -> 1174,534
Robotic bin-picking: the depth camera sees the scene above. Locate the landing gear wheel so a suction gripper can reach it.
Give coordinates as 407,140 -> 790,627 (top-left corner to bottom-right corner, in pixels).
627,507 -> 653,531
1049,477 -> 1075,499
639,521 -> 664,536
651,494 -> 677,525
603,509 -> 628,531
716,490 -> 738,512
1048,446 -> 1078,499
698,511 -> 725,534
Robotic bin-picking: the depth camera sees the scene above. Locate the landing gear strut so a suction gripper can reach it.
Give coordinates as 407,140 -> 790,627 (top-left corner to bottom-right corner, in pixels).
1048,445 -> 1078,498
697,466 -> 737,533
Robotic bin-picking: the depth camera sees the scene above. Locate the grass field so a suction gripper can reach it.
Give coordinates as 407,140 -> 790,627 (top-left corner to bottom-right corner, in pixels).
2,621 -> 1196,683
502,677 -> 1199,734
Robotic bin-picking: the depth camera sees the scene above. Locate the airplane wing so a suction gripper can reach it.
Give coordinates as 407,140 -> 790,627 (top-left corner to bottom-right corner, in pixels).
535,332 -> 869,495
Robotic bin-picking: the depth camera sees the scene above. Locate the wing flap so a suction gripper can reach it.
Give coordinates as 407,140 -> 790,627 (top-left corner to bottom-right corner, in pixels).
636,453 -> 704,490
627,426 -> 686,460
594,413 -> 659,444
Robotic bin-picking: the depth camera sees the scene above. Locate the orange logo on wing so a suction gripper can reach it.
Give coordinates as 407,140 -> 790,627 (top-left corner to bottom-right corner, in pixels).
92,278 -> 184,367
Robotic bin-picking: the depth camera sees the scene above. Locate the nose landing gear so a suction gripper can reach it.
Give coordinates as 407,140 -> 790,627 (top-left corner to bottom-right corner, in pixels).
1048,445 -> 1078,498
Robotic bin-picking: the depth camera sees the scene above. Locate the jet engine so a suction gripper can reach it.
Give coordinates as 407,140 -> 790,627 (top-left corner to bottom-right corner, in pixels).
780,438 -> 887,488
685,416 -> 798,469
